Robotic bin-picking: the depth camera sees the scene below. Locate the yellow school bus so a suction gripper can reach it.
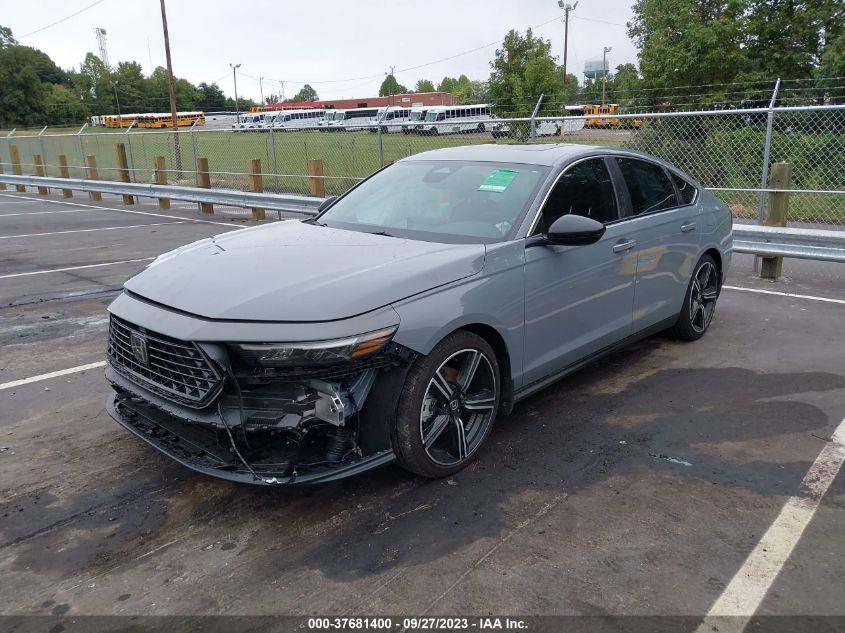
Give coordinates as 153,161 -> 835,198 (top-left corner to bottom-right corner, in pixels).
135,112 -> 206,129
103,114 -> 140,128
582,104 -> 642,129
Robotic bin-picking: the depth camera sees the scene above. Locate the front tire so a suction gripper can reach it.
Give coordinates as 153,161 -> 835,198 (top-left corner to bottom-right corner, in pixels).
672,254 -> 720,341
392,331 -> 500,478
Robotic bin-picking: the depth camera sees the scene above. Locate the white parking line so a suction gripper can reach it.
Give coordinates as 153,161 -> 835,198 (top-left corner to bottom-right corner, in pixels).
0,192 -> 242,228
0,361 -> 107,391
0,209 -> 98,217
697,416 -> 845,632
724,285 -> 845,305
0,257 -> 153,280
0,221 -> 185,240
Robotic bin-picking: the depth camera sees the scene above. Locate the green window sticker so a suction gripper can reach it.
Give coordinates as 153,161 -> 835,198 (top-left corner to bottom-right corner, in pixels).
478,169 -> 519,193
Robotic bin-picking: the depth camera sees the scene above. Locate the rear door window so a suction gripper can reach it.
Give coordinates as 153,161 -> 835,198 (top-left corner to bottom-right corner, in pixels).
536,158 -> 619,232
616,158 -> 678,216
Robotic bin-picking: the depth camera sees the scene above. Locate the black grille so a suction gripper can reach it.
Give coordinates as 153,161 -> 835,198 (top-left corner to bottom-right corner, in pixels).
107,315 -> 223,407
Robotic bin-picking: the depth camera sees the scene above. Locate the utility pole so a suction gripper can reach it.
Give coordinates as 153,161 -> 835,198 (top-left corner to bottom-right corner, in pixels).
259,76 -> 264,106
601,46 -> 612,106
388,65 -> 395,106
159,0 -> 181,171
230,63 -> 241,125
112,83 -> 122,127
557,1 -> 578,92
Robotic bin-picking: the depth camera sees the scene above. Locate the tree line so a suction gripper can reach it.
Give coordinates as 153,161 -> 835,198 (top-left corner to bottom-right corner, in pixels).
380,0 -> 842,116
1,0 -> 842,127
0,24 -> 258,128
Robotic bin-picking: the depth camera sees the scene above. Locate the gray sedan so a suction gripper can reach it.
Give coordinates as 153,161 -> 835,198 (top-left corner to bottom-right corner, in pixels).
105,144 -> 732,484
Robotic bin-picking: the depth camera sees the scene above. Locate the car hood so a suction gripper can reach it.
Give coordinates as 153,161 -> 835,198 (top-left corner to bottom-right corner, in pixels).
124,220 -> 485,322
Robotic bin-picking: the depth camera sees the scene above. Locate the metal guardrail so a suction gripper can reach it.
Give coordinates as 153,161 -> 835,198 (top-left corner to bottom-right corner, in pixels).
2,173 -> 844,263
732,224 -> 845,263
0,173 -> 323,216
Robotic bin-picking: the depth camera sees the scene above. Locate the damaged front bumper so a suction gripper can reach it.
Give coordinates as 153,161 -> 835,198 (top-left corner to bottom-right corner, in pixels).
106,390 -> 396,485
106,354 -> 407,485
103,294 -> 416,485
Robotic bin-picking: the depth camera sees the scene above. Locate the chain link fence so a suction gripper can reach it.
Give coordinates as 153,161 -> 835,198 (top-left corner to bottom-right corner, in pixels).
2,104 -> 843,227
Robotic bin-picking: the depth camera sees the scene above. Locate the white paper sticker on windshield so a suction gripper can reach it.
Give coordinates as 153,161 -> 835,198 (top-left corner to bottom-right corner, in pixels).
478,169 -> 518,193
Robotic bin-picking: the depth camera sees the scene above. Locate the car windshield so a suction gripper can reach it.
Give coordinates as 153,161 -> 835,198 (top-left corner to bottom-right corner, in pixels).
316,160 -> 548,244
425,111 -> 440,122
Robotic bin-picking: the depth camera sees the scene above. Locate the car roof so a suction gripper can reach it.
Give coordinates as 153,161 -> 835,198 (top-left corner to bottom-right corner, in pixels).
402,143 -> 609,167
401,143 -> 688,174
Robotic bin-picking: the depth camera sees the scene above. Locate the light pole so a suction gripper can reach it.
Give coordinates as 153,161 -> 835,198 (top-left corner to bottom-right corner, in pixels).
230,63 -> 241,125
601,46 -> 612,106
557,1 -> 578,94
259,76 -> 264,106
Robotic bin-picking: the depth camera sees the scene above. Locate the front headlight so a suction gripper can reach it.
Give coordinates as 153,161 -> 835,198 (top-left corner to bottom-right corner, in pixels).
231,326 -> 398,368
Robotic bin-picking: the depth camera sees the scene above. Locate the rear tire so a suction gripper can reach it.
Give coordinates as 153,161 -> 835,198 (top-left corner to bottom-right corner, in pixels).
392,331 -> 500,478
672,254 -> 720,341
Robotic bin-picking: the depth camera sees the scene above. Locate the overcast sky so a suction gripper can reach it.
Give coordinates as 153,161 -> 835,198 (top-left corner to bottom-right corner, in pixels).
5,0 -> 639,101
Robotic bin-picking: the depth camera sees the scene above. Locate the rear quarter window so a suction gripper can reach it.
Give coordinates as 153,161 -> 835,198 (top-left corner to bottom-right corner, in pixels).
670,171 -> 698,205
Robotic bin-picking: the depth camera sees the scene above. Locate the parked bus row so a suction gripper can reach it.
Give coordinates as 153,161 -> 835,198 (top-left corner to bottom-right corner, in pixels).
91,112 -> 206,128
231,104 -> 518,136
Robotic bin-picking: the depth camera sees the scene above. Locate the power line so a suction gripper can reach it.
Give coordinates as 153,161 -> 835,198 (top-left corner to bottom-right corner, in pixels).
17,0 -> 110,39
245,13 -> 567,88
571,15 -> 628,28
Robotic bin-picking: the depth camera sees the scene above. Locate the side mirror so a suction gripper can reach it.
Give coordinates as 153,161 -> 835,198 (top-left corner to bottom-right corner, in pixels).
317,196 -> 338,213
546,214 -> 606,246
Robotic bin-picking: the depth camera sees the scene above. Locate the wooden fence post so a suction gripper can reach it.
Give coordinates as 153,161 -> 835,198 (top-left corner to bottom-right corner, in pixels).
114,142 -> 134,205
0,162 -> 6,191
58,155 -> 73,198
85,155 -> 102,201
760,161 -> 792,280
154,156 -> 170,210
196,157 -> 213,214
33,155 -> 49,195
307,158 -> 326,198
250,158 -> 265,220
9,145 -> 25,192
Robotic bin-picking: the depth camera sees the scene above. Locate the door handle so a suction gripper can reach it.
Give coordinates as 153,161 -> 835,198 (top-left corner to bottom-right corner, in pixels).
612,239 -> 636,253
681,221 -> 697,233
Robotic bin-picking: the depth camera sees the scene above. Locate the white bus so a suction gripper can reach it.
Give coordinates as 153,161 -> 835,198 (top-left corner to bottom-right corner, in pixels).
318,107 -> 380,132
272,109 -> 326,131
490,118 -> 562,139
232,112 -> 264,132
416,104 -> 495,135
401,108 -> 429,134
369,107 -> 412,133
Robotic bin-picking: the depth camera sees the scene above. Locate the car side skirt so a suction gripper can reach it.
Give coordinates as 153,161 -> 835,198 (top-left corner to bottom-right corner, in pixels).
513,316 -> 677,403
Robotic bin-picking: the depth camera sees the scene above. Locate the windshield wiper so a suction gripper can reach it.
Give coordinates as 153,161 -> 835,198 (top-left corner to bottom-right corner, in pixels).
304,218 -> 327,226
366,230 -> 395,237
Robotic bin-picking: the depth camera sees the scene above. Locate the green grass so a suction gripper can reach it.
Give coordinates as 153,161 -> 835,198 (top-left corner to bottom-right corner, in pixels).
3,126 -> 842,225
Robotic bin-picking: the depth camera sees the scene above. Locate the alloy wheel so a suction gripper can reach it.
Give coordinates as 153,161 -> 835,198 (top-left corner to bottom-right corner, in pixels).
419,348 -> 497,467
689,260 -> 719,333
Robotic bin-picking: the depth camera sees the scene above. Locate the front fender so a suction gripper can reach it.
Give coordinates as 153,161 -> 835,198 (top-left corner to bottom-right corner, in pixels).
391,240 -> 526,389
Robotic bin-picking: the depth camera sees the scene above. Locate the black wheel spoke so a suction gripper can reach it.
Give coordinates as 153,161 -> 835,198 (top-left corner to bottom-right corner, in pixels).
452,416 -> 468,460
423,414 -> 451,448
429,371 -> 453,402
463,389 -> 495,411
456,350 -> 481,392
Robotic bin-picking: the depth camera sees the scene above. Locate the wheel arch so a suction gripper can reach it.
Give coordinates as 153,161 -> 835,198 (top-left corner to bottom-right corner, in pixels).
701,246 -> 724,287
